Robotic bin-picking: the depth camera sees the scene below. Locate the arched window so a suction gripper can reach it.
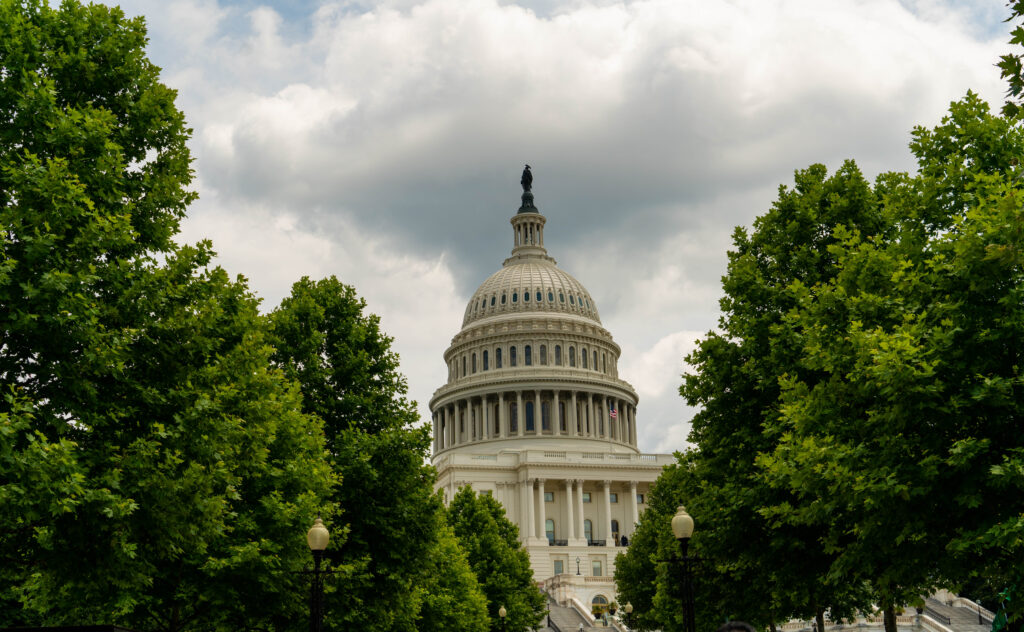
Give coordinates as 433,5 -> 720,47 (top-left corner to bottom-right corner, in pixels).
541,401 -> 550,431
593,350 -> 598,371
569,346 -> 576,367
524,345 -> 532,366
559,292 -> 565,303
611,519 -> 620,543
524,289 -> 530,302
525,401 -> 535,431
510,346 -> 517,367
509,402 -> 518,433
536,291 -> 542,302
491,295 -> 495,306
496,347 -> 503,369
592,595 -> 608,610
569,294 -> 575,305
512,291 -> 518,303
548,291 -> 554,302
462,356 -> 467,376
584,519 -> 593,544
545,519 -> 555,544
471,353 -> 477,373
501,293 -> 507,305
555,345 -> 562,365
603,353 -> 607,373
582,348 -> 588,369
483,350 -> 489,371
540,345 -> 547,365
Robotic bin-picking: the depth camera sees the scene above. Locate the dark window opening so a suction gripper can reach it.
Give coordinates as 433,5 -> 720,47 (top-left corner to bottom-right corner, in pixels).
496,347 -> 503,368
540,345 -> 547,365
525,401 -> 535,431
483,350 -> 489,371
525,345 -> 532,366
510,346 -> 517,367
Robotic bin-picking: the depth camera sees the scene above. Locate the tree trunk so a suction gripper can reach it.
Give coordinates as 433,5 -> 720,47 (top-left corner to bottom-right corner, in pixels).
884,605 -> 898,632
816,607 -> 826,632
769,619 -> 778,632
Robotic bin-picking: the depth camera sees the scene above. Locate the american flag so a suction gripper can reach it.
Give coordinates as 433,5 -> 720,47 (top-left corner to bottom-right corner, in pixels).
609,405 -> 617,419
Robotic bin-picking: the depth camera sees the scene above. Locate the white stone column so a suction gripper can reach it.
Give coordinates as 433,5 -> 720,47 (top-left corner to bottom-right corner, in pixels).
536,478 -> 546,541
575,479 -> 586,541
534,391 -> 542,433
525,478 -> 535,540
631,404 -> 638,445
516,391 -> 525,437
603,480 -> 613,546
447,405 -> 454,447
483,397 -> 491,440
629,480 -> 640,535
570,391 -> 578,436
564,479 -> 575,544
616,398 -> 624,441
499,392 -> 506,438
520,478 -> 532,543
553,391 -> 561,435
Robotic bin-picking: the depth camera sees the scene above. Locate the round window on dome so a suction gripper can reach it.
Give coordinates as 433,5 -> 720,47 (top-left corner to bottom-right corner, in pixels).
524,289 -> 530,302
536,291 -> 542,302
512,292 -> 518,303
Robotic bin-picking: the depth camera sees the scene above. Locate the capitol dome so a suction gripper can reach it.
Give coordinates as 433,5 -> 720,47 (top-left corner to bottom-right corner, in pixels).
430,169 -> 638,456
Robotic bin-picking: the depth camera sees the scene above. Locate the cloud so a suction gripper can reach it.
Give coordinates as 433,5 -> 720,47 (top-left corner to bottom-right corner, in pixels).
124,0 -> 1008,454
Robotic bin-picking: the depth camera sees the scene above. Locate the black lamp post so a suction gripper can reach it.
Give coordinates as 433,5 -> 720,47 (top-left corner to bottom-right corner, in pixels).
624,602 -> 634,630
672,506 -> 696,632
576,556 -> 581,575
499,605 -> 507,631
306,517 -> 330,632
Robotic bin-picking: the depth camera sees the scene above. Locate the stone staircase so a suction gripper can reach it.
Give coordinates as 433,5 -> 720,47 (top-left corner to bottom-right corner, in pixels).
925,597 -> 992,632
537,597 -> 598,632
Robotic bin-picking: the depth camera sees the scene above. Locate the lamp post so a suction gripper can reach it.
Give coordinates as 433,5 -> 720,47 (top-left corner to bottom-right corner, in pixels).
499,605 -> 507,631
672,506 -> 696,632
576,556 -> 581,575
306,517 -> 330,632
624,602 -> 634,630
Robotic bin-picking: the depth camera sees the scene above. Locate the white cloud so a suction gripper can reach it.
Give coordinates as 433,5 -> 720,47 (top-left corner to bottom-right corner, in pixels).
130,0 -> 1009,454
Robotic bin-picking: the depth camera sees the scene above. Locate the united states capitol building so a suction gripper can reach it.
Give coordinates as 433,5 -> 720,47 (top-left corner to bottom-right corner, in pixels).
429,168 -> 675,615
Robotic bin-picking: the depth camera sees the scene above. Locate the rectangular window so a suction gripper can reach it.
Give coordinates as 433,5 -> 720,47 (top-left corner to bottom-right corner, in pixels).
637,494 -> 645,504
554,560 -> 564,575
592,560 -> 602,577
610,493 -> 618,503
582,492 -> 592,503
510,346 -> 517,367
544,492 -> 554,502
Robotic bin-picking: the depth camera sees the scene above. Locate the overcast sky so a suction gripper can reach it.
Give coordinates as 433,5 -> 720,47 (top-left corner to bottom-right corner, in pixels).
117,0 -> 1010,454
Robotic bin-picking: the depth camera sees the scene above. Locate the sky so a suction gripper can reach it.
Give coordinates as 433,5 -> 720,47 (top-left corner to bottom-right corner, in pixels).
115,0 -> 1011,454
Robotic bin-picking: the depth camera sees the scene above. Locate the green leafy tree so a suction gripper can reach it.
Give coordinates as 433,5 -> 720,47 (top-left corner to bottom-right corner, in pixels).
415,507 -> 491,632
266,276 -> 440,632
0,2 -> 338,629
446,487 -> 546,632
759,93 -> 1024,631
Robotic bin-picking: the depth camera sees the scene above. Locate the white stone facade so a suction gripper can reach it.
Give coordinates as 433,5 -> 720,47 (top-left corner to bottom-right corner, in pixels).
431,183 -> 673,609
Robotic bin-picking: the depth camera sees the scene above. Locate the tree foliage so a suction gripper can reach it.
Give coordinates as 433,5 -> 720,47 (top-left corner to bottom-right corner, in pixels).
266,276 -> 441,632
445,487 -> 547,632
0,2 -> 337,630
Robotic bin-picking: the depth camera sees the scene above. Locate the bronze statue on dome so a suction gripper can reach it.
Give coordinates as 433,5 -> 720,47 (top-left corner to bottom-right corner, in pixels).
521,164 -> 532,192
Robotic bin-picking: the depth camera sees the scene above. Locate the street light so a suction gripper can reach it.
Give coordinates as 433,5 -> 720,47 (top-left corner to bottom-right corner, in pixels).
306,517 -> 330,632
499,605 -> 507,631
624,602 -> 634,630
576,556 -> 581,575
671,506 -> 696,632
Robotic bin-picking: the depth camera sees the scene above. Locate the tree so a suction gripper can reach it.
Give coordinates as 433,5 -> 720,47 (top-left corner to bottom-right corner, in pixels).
266,276 -> 440,632
415,506 -> 491,632
669,161 -> 884,629
759,93 -> 1024,631
445,487 -> 546,632
0,2 -> 337,629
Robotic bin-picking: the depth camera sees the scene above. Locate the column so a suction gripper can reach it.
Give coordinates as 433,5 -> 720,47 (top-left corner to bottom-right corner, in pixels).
603,480 -> 613,546
575,479 -> 585,540
553,391 -> 561,436
520,479 -> 533,543
536,479 -> 546,541
629,481 -> 640,535
499,392 -> 506,438
534,391 -> 542,433
516,391 -> 525,437
630,404 -> 637,445
446,405 -> 454,447
564,479 -> 575,544
570,391 -> 578,436
616,398 -> 624,441
483,397 -> 491,439
525,478 -> 535,540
